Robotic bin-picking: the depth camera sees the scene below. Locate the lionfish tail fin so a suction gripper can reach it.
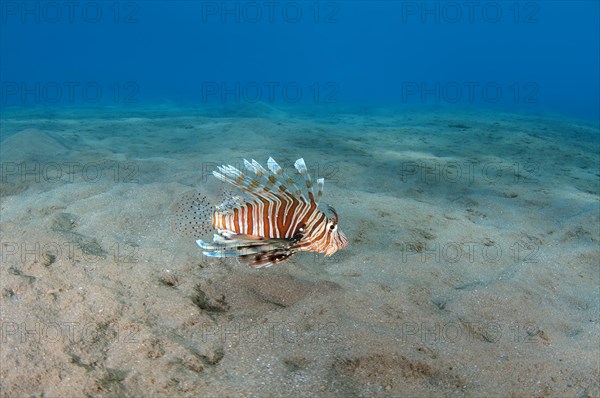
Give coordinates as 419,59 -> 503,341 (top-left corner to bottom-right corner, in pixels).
197,233 -> 296,269
294,158 -> 315,203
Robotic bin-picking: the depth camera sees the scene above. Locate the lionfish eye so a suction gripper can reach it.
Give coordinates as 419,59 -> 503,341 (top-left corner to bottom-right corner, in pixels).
327,205 -> 339,225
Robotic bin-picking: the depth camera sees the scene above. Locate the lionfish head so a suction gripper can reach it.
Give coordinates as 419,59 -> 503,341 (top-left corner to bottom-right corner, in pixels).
324,205 -> 349,256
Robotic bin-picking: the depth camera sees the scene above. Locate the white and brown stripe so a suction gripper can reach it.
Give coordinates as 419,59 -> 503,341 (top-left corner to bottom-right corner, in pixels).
199,157 -> 348,267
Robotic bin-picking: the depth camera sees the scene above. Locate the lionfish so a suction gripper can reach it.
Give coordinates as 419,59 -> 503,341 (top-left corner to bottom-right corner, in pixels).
192,157 -> 348,268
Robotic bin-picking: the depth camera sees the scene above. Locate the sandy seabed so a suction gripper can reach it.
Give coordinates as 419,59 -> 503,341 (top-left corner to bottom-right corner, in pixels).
0,105 -> 598,397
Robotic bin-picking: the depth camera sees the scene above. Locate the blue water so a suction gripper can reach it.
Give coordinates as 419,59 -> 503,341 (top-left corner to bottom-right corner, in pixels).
1,1 -> 599,121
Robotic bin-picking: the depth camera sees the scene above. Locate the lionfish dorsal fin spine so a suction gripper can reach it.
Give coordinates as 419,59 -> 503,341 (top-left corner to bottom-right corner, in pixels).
246,159 -> 267,177
245,158 -> 278,196
267,156 -> 308,203
294,158 -> 315,203
240,158 -> 284,203
266,157 -> 287,195
266,157 -> 282,175
216,157 -> 320,205
213,167 -> 276,202
316,178 -> 325,207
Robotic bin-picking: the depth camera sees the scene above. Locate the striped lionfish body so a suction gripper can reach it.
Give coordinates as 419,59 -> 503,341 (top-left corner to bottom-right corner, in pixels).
197,157 -> 348,268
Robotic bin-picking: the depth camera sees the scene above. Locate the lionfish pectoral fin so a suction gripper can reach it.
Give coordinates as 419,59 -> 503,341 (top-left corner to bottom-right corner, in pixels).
196,238 -> 244,257
239,249 -> 296,269
197,233 -> 297,268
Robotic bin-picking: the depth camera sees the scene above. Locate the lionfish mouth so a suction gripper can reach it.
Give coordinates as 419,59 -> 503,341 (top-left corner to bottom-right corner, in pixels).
324,232 -> 348,256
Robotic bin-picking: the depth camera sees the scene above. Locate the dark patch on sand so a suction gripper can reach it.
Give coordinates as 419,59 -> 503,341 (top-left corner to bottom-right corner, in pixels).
330,352 -> 466,395
193,284 -> 230,313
